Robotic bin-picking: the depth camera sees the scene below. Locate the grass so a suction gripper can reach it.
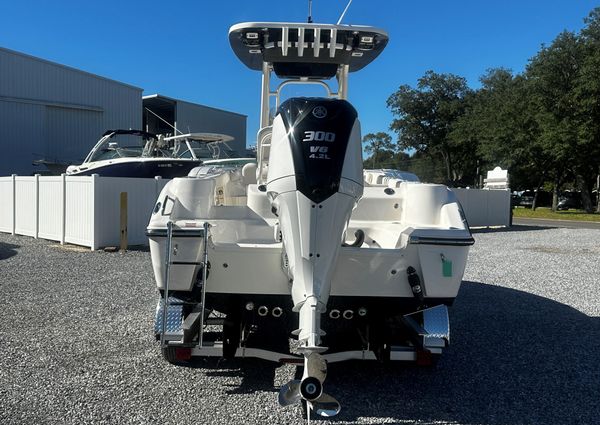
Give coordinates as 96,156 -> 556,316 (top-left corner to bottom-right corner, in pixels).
512,207 -> 600,222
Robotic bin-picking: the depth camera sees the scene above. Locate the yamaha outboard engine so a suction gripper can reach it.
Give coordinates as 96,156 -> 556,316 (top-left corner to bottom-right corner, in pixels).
267,97 -> 363,414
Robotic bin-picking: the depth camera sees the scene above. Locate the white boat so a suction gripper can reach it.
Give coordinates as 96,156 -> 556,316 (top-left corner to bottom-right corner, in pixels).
66,130 -> 241,178
147,20 -> 473,418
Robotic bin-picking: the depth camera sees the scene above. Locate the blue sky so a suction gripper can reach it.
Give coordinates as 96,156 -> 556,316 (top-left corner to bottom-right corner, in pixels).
1,0 -> 597,146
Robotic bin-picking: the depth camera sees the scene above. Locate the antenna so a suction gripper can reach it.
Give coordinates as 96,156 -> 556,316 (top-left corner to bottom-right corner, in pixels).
307,0 -> 313,23
336,0 -> 353,25
144,107 -> 183,135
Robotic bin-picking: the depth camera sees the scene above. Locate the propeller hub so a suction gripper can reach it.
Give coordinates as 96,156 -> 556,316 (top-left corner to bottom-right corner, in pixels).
300,376 -> 322,401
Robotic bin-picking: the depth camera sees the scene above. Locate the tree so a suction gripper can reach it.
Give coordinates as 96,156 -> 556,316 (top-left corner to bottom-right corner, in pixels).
362,132 -> 394,168
576,7 -> 600,212
383,7 -> 600,207
387,71 -> 473,186
526,31 -> 585,210
403,152 -> 447,183
451,68 -> 546,200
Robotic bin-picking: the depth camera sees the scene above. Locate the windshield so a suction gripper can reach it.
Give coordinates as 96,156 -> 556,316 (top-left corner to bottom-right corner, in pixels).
175,140 -> 235,160
87,133 -> 158,163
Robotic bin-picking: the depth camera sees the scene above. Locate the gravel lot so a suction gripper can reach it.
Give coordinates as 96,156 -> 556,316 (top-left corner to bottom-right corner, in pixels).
1,225 -> 599,425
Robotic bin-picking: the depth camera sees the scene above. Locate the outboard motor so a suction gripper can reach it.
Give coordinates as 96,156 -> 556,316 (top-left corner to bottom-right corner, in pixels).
268,98 -> 363,415
267,97 -> 363,352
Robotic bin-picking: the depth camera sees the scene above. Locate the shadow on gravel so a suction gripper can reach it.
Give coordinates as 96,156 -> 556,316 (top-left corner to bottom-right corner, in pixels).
321,281 -> 599,425
123,245 -> 150,253
0,241 -> 19,260
156,282 -> 598,424
185,358 -> 279,395
472,224 -> 556,234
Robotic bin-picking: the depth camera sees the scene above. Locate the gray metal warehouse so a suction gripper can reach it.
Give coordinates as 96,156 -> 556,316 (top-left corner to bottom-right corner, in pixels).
0,47 -> 142,176
0,47 -> 247,176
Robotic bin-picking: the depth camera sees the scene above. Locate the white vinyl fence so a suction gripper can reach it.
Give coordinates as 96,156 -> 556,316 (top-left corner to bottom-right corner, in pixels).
452,188 -> 511,227
0,176 -> 511,250
0,175 -> 168,250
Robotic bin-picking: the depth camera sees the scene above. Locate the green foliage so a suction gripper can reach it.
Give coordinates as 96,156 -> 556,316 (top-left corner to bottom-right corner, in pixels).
386,71 -> 473,185
361,131 -> 417,173
402,152 -> 447,184
362,132 -> 395,168
362,132 -> 393,155
449,69 -> 541,190
381,7 -> 600,211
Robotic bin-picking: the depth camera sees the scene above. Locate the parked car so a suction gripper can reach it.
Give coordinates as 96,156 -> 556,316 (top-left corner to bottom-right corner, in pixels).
518,190 -> 535,207
511,191 -> 522,207
514,189 -> 552,208
557,192 -> 582,210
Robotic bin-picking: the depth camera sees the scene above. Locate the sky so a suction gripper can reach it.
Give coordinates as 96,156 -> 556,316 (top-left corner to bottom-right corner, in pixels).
1,0 -> 598,146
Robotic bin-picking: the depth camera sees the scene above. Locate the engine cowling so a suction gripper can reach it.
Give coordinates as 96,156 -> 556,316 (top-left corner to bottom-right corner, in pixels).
266,97 -> 363,350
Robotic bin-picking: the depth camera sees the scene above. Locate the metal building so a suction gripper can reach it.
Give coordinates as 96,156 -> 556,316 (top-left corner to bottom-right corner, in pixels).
143,94 -> 247,157
0,47 -> 142,176
0,48 -> 249,176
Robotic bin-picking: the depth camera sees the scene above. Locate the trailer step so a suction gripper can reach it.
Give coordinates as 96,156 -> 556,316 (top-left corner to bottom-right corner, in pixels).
155,300 -> 183,338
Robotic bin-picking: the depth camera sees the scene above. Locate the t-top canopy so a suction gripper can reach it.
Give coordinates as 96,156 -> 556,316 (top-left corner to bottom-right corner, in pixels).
229,22 -> 388,79
164,133 -> 234,144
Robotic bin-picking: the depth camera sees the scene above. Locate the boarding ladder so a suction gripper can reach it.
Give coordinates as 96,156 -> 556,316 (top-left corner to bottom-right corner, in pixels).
159,221 -> 211,349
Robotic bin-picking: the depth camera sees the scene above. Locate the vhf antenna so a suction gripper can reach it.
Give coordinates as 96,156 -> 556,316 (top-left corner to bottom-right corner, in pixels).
144,107 -> 183,135
337,0 -> 354,25
307,0 -> 313,23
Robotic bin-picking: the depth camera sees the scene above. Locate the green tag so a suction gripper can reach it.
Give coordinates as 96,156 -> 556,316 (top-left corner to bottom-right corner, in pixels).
442,257 -> 453,277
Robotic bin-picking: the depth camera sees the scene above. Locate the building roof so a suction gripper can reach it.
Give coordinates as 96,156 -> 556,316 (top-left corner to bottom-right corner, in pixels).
143,94 -> 247,118
0,46 -> 143,92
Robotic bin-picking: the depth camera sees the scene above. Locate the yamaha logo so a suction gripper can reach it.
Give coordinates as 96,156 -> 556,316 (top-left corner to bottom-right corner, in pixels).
312,106 -> 328,119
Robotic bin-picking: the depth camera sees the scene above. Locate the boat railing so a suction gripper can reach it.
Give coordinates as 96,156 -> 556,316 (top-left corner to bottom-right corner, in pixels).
256,126 -> 272,184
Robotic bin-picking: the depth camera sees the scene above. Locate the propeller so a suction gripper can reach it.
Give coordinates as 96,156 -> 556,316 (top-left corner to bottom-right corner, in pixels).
278,353 -> 341,417
278,380 -> 301,406
308,393 -> 341,417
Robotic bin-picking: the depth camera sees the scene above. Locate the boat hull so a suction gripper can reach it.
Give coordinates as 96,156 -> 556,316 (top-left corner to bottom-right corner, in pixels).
68,159 -> 202,178
148,175 -> 473,367
148,232 -> 470,300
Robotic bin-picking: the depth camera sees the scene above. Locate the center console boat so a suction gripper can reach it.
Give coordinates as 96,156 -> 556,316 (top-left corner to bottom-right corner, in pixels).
147,19 -> 473,418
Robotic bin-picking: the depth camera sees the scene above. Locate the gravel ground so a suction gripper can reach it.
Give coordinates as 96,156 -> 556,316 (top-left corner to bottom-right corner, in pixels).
0,225 -> 599,425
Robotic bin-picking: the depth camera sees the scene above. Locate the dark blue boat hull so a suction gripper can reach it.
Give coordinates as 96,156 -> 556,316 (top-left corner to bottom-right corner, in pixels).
69,160 -> 202,178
